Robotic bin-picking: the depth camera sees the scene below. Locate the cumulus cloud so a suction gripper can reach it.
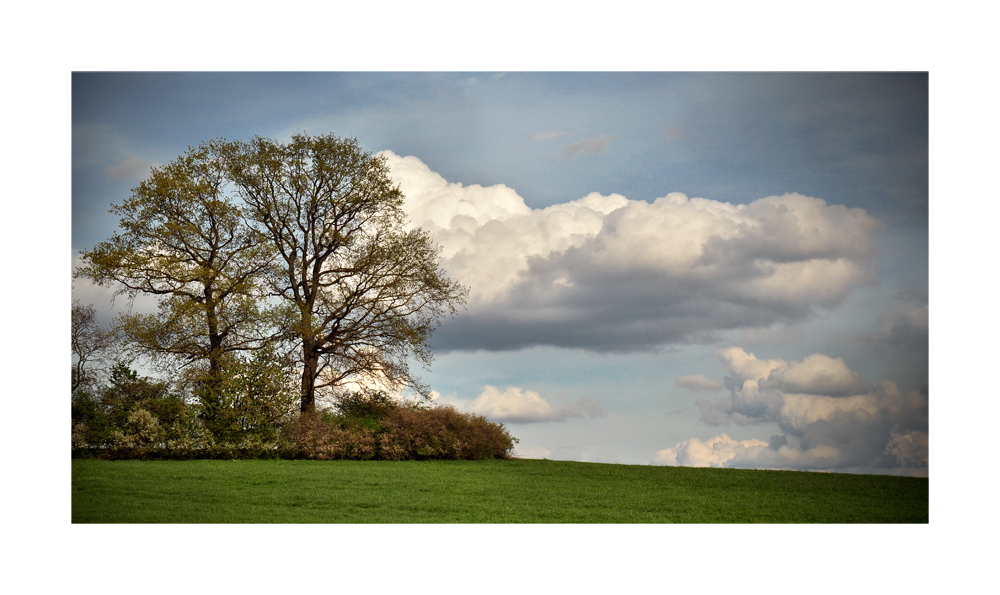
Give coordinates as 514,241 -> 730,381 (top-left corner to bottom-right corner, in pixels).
654,434 -> 768,467
772,353 -> 872,396
384,152 -> 880,353
660,346 -> 928,473
561,134 -> 615,158
443,385 -> 606,424
676,374 -> 725,392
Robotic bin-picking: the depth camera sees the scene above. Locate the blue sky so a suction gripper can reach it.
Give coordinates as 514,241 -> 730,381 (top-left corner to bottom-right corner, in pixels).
72,72 -> 930,474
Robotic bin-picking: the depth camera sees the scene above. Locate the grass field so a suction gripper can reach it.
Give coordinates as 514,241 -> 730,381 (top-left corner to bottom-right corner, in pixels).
71,458 -> 928,523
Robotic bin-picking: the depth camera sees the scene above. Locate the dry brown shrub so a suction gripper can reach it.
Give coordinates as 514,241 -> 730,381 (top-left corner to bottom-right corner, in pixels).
381,405 -> 517,460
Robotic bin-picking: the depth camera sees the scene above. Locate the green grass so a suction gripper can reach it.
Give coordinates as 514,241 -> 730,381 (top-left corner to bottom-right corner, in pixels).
72,458 -> 928,523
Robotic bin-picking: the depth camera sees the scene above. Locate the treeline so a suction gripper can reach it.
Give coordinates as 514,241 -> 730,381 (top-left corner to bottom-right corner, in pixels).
72,360 -> 517,461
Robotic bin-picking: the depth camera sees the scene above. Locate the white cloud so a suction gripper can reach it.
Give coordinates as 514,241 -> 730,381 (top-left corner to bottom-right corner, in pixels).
513,444 -> 552,459
654,434 -> 769,467
667,346 -> 928,473
384,152 -> 880,352
442,385 -> 606,424
562,134 -> 615,158
772,353 -> 871,396
676,374 -> 725,392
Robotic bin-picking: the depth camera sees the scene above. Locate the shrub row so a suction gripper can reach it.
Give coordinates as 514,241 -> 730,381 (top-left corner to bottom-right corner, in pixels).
287,405 -> 518,461
72,371 -> 517,461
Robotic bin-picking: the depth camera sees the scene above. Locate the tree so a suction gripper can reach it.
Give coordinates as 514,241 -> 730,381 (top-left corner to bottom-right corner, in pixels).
221,133 -> 467,413
71,300 -> 119,392
75,144 -> 275,397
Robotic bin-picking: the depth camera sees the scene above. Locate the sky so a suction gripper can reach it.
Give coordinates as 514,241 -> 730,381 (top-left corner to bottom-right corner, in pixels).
72,72 -> 930,475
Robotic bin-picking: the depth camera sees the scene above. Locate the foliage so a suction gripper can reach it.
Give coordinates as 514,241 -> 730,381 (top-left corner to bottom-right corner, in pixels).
195,345 -> 299,442
286,390 -> 516,460
380,406 -> 517,460
75,144 -> 275,389
71,362 -> 198,457
71,365 -> 514,462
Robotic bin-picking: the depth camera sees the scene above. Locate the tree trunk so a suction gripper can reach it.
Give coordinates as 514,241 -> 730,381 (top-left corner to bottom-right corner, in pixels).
204,295 -> 225,392
300,341 -> 319,414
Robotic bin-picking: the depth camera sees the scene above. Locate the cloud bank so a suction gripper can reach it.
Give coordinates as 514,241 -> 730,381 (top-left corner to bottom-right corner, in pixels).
656,347 -> 928,474
385,152 -> 881,353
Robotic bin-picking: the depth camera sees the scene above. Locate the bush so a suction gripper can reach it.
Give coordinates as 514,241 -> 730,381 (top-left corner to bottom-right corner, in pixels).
381,405 -> 518,460
282,396 -> 517,461
72,363 -> 197,456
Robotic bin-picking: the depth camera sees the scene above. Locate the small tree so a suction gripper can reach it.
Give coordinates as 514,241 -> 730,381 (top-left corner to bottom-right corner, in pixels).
221,133 -> 467,413
71,300 -> 119,392
75,144 -> 276,402
197,345 -> 299,442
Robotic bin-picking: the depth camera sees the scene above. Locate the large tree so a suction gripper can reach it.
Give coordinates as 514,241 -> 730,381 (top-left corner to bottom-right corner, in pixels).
75,144 -> 274,395
221,133 -> 467,413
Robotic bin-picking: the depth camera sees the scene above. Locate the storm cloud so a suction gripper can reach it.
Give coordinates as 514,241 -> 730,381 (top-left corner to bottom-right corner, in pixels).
387,152 -> 881,353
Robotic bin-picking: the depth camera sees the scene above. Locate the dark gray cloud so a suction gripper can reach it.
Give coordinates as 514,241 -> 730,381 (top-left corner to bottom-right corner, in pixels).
858,289 -> 929,356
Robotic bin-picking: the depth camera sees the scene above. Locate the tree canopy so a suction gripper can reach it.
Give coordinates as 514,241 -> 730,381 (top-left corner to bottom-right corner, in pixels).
77,133 -> 467,415
221,133 -> 467,412
76,144 -> 274,390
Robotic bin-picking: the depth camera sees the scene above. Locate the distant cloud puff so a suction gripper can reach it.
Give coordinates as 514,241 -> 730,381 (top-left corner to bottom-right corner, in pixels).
676,375 -> 725,392
105,155 -> 154,181
664,125 -> 685,139
561,134 -> 615,158
515,444 -> 552,459
383,152 -> 881,353
657,346 -> 928,474
442,385 -> 606,424
532,130 -> 571,142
